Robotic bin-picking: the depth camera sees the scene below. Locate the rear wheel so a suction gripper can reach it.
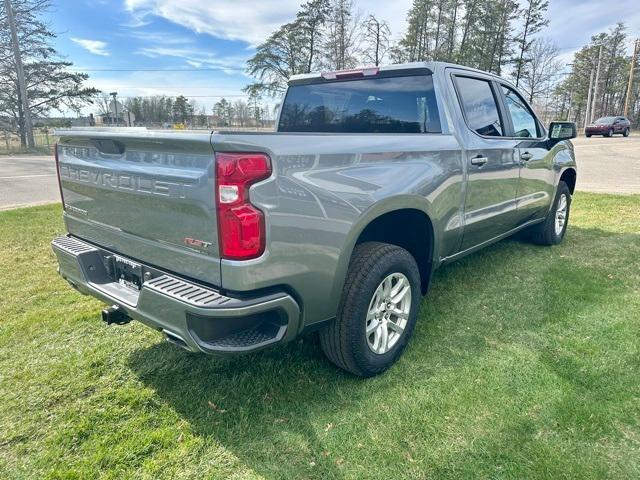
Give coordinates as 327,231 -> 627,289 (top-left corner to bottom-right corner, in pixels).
527,181 -> 571,245
623,128 -> 630,137
320,242 -> 421,377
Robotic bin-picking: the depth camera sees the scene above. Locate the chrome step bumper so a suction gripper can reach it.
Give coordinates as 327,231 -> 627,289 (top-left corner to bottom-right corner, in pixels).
51,235 -> 301,354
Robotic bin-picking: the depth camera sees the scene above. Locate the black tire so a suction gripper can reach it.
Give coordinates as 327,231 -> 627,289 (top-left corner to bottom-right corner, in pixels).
585,133 -> 592,138
320,242 -> 421,377
605,128 -> 613,137
623,128 -> 630,137
527,181 -> 572,245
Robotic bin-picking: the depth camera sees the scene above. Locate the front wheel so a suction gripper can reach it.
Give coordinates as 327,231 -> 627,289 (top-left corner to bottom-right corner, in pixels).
527,181 -> 572,245
320,242 -> 421,377
623,128 -> 630,137
605,129 -> 613,137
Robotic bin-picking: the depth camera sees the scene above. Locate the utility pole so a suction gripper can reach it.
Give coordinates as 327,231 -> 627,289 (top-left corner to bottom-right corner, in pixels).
109,92 -> 118,125
565,63 -> 574,121
4,0 -> 35,148
584,68 -> 595,130
590,45 -> 603,123
624,39 -> 639,118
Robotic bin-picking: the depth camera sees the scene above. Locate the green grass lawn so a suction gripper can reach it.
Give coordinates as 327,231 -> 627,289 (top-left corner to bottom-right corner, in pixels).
1,193 -> 639,479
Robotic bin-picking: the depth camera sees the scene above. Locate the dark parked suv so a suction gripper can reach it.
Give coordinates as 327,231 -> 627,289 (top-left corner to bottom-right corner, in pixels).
585,116 -> 631,137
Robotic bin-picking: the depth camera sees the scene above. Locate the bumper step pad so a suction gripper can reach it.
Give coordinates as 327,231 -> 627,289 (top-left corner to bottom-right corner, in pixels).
145,275 -> 232,308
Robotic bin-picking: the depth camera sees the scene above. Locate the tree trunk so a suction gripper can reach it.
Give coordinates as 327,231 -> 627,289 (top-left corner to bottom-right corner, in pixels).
515,2 -> 533,87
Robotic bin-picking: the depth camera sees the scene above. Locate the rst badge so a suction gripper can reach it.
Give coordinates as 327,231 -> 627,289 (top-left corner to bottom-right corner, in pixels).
184,237 -> 212,250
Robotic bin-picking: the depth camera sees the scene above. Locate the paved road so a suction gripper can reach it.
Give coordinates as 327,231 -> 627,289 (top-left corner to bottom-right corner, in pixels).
572,135 -> 640,194
0,136 -> 638,210
0,154 -> 59,210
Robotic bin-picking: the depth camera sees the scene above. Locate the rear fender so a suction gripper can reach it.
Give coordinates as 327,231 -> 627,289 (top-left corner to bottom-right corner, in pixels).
328,195 -> 436,311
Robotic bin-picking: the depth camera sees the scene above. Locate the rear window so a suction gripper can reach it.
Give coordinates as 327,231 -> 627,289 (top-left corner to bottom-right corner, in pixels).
278,75 -> 441,134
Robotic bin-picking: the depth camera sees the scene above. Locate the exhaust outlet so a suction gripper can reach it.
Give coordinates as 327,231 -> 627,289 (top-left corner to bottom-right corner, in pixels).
163,329 -> 190,350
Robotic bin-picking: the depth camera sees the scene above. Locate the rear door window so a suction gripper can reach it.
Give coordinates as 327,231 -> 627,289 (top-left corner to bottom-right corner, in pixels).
454,76 -> 504,137
278,75 -> 441,133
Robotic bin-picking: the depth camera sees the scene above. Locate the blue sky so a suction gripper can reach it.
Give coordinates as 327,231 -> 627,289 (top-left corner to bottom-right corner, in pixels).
50,0 -> 640,114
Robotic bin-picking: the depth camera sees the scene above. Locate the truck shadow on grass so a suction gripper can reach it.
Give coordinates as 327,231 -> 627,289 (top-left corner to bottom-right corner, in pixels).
127,226 -> 638,479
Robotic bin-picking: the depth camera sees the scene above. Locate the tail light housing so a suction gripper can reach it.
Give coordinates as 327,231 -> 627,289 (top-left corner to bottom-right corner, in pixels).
215,152 -> 271,260
54,143 -> 66,210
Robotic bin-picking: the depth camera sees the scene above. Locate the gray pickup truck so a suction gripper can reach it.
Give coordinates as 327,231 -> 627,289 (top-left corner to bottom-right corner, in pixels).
52,62 -> 577,377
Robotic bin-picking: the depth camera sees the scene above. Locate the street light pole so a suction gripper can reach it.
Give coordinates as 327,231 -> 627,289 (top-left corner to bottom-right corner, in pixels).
584,68 -> 595,130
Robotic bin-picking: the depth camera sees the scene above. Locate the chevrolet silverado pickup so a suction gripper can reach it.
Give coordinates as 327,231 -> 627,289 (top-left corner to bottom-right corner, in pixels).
52,62 -> 577,377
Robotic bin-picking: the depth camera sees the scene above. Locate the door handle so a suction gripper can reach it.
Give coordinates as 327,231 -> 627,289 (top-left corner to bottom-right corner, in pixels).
470,155 -> 488,166
520,151 -> 533,161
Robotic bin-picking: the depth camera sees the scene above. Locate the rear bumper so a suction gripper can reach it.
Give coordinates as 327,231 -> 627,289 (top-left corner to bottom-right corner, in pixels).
51,235 -> 301,354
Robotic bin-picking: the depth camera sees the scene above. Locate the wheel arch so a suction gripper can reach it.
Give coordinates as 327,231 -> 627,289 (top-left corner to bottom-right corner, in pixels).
330,197 -> 437,305
560,167 -> 577,194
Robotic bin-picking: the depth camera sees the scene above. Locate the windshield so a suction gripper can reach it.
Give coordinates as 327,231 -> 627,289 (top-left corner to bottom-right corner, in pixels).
279,74 -> 441,134
595,117 -> 615,124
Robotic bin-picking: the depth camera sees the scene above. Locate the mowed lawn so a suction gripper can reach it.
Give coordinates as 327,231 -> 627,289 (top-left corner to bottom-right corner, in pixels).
1,193 -> 639,479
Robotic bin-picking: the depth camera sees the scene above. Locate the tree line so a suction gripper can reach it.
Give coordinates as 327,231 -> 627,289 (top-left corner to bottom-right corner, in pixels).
96,94 -> 272,129
549,23 -> 639,128
245,0 -> 551,95
246,0 -> 639,128
2,0 -> 638,144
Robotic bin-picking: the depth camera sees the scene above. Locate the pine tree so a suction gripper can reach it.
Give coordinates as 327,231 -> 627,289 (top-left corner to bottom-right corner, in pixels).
512,0 -> 549,87
0,0 -> 97,146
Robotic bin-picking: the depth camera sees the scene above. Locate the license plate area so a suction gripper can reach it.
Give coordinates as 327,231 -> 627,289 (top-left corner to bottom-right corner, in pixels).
110,255 -> 143,291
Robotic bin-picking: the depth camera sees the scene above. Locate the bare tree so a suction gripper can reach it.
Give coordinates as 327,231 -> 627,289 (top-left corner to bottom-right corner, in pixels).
519,38 -> 562,104
323,0 -> 361,70
233,100 -> 249,127
95,93 -> 112,116
361,14 -> 391,66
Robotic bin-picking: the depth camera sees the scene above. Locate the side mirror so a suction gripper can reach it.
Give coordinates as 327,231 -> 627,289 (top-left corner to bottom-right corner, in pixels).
548,121 -> 576,141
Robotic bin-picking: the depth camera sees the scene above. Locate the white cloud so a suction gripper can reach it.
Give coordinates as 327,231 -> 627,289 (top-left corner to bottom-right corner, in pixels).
123,0 -> 413,46
71,38 -> 111,56
136,46 -> 249,74
124,0 -> 301,45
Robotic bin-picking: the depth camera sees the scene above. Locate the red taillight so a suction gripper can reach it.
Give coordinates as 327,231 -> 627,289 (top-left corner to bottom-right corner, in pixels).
215,152 -> 271,260
54,143 -> 65,210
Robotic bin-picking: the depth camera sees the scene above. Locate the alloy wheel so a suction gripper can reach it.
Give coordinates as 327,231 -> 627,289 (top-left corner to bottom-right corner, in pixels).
555,193 -> 568,236
365,273 -> 411,355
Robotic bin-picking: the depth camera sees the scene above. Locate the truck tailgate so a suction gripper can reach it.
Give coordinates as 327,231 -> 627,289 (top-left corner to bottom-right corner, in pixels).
56,129 -> 221,286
